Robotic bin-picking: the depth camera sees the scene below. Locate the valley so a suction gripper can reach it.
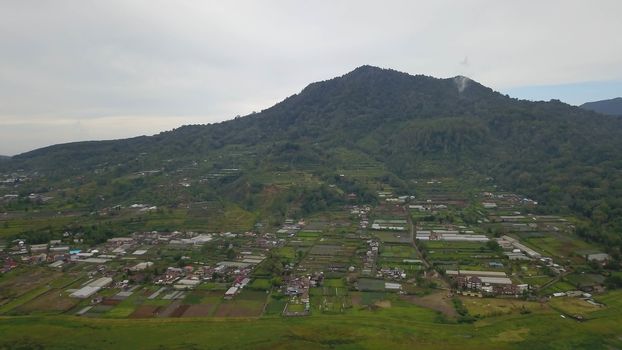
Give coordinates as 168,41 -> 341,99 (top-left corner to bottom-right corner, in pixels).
1,167 -> 621,349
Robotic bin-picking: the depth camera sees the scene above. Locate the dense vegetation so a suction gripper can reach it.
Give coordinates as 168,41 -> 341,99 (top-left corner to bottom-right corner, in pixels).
3,65 -> 622,252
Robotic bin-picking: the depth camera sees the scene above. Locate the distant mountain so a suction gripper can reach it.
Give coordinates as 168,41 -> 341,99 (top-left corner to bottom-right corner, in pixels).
0,155 -> 10,162
2,65 -> 622,248
580,97 -> 622,116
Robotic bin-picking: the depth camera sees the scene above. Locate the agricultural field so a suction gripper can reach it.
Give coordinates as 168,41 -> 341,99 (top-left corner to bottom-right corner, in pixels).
1,176 -> 620,349
519,232 -> 601,261
460,297 -> 547,318
548,297 -> 603,319
2,297 -> 622,349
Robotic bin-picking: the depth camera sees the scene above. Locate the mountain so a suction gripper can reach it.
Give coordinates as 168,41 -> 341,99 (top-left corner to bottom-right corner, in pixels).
580,97 -> 622,116
2,65 -> 622,248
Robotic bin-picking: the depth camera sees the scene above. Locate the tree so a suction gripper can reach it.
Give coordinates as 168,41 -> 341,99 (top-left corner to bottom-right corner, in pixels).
485,240 -> 502,252
226,248 -> 236,260
605,275 -> 622,289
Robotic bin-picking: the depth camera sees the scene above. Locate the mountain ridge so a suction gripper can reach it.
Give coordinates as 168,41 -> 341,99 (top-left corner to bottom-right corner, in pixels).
10,65 -> 601,159
581,97 -> 622,116
2,66 -> 622,251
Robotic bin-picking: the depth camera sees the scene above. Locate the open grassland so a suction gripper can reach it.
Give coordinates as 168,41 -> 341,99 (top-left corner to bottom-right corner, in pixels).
0,213 -> 77,238
548,297 -> 603,318
2,308 -> 622,349
0,203 -> 257,240
460,297 -> 547,318
0,267 -> 70,313
541,280 -> 578,294
520,233 -> 599,260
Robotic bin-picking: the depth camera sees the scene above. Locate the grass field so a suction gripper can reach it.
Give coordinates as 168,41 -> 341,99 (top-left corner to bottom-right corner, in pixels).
373,231 -> 411,244
541,280 -> 577,294
548,297 -> 603,318
357,279 -> 385,292
0,213 -> 77,238
521,234 -> 598,259
460,297 -> 546,318
0,203 -> 257,240
521,275 -> 554,287
275,246 -> 296,259
0,267 -> 73,314
2,307 -> 622,349
11,289 -> 79,315
380,244 -> 418,258
323,278 -> 346,288
249,278 -> 272,290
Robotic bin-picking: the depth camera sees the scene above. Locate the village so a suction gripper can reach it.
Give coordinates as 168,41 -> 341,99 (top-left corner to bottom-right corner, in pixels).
0,176 -> 614,321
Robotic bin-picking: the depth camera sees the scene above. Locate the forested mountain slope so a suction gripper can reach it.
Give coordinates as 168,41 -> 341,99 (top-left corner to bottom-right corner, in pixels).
4,65 -> 622,248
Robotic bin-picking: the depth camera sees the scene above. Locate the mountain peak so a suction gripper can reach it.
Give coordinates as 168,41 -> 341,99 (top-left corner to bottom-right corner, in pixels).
341,65 -> 406,79
350,64 -> 384,73
344,66 -> 483,95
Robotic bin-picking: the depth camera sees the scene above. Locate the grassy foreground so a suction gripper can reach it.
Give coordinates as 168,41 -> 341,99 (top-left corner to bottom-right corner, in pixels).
1,307 -> 622,350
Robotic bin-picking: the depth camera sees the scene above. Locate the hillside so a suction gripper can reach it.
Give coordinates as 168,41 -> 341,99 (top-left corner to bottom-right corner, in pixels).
2,65 -> 622,249
581,97 -> 622,116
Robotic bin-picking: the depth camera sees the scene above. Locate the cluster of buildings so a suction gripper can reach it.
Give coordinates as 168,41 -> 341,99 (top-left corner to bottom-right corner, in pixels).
70,277 -> 113,299
0,224 -> 278,302
0,190 -> 53,205
482,192 -> 538,207
224,276 -> 252,299
276,219 -> 304,236
0,194 -> 19,203
116,231 -> 215,248
409,203 -> 448,212
497,235 -> 541,260
0,174 -> 28,185
376,191 -> 417,205
349,205 -> 371,229
371,219 -> 407,231
416,230 -> 489,242
285,276 -> 311,304
361,240 -> 379,275
377,267 -> 407,280
282,273 -> 327,315
128,203 -> 158,212
447,270 -> 528,296
1,257 -> 17,273
1,239 -> 74,267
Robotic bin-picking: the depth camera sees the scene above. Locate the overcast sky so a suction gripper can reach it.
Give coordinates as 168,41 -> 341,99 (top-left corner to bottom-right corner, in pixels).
1,1 -> 621,155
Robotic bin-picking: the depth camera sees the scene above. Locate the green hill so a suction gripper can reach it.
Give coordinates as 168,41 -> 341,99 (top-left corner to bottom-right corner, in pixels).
3,65 -> 622,249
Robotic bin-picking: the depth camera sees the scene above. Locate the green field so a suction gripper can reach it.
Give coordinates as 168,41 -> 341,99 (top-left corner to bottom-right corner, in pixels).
541,281 -> 578,294
323,278 -> 346,288
373,231 -> 411,244
521,234 -> 598,260
380,244 -> 418,258
2,304 -> 622,349
249,278 -> 272,290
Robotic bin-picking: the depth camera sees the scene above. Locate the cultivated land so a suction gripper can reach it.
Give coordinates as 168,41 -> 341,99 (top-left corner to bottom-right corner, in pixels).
2,298 -> 622,349
1,175 -> 620,349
